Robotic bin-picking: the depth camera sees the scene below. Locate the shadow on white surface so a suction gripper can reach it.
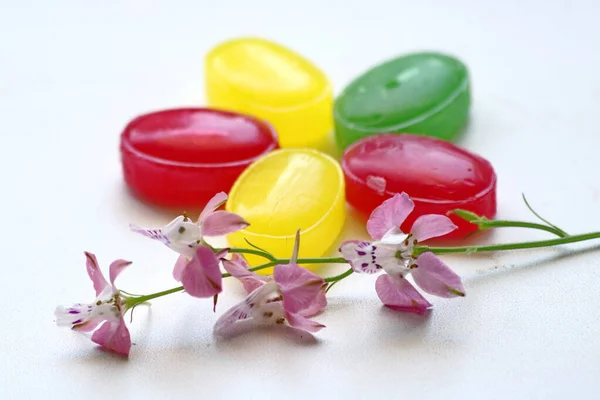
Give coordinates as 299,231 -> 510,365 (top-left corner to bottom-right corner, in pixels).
214,323 -> 320,346
465,242 -> 600,286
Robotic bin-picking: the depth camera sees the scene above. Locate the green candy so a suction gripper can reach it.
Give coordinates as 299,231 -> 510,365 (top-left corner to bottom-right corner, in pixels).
334,52 -> 470,150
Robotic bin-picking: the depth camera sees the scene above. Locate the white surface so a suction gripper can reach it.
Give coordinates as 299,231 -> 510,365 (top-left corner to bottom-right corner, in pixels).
1,1 -> 600,399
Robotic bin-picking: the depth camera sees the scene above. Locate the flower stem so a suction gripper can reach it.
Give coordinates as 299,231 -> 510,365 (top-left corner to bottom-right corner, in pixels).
324,268 -> 354,283
228,247 -> 348,266
123,256 -> 351,308
228,247 -> 276,261
122,286 -> 184,309
474,220 -> 568,237
418,231 -> 600,256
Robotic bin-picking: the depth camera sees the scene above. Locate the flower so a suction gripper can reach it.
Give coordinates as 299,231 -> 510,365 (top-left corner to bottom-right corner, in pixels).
222,254 -> 269,294
223,254 -> 327,317
129,191 -> 249,258
173,245 -> 228,299
129,191 -> 247,289
54,252 -> 132,356
339,192 -> 465,314
215,232 -> 326,335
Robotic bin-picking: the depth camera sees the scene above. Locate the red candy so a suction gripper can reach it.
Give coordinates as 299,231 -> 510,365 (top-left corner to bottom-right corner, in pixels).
342,134 -> 497,239
120,108 -> 279,207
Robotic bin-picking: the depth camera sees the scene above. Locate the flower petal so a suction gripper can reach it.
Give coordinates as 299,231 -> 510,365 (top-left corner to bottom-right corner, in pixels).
109,259 -> 132,287
72,317 -> 104,333
339,240 -> 395,274
213,288 -> 262,335
91,318 -> 131,357
285,312 -> 325,333
172,254 -> 189,281
54,303 -> 93,328
198,191 -> 228,223
273,264 -> 324,314
214,248 -> 230,260
222,254 -> 267,294
290,229 -> 300,264
130,217 -> 200,257
366,192 -> 414,240
412,252 -> 465,297
180,245 -> 223,298
162,216 -> 202,243
411,214 -> 457,242
129,224 -> 170,245
297,285 -> 327,317
380,227 -> 411,245
375,274 -> 432,315
84,252 -> 108,296
201,211 -> 250,237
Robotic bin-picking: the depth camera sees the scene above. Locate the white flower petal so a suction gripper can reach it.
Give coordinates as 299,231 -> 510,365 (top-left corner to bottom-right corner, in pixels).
214,283 -> 279,334
380,227 -> 410,245
162,216 -> 202,244
54,303 -> 93,327
340,241 -> 399,274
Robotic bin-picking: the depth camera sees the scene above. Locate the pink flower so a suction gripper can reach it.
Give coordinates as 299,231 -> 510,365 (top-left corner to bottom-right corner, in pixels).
54,252 -> 132,357
173,245 -> 228,299
129,191 -> 249,259
129,192 -> 248,287
222,254 -> 269,294
340,193 -> 465,314
223,254 -> 327,317
215,232 -> 326,335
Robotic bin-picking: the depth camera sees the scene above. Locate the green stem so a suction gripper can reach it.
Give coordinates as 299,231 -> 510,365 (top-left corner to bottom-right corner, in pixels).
476,220 -> 568,237
124,256 -> 351,308
228,247 -> 348,266
228,247 -> 276,261
418,231 -> 600,256
123,286 -> 184,308
324,268 -> 354,283
221,256 -> 348,278
297,257 -> 348,264
521,193 -> 568,236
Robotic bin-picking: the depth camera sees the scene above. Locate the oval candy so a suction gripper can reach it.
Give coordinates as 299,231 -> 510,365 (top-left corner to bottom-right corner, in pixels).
205,37 -> 334,149
226,148 -> 346,269
120,108 -> 278,207
342,133 -> 496,239
334,52 -> 470,150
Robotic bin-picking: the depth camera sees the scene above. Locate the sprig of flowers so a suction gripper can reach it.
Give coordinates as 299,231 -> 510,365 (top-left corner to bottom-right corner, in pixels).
55,191 -> 600,357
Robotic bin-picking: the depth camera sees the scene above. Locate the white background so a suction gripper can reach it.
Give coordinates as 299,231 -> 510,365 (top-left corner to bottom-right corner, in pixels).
1,1 -> 600,399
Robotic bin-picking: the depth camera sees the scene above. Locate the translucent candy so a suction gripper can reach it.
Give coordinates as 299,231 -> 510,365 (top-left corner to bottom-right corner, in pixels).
206,37 -> 333,149
342,134 -> 496,239
335,52 -> 470,150
120,108 -> 278,207
226,149 -> 346,269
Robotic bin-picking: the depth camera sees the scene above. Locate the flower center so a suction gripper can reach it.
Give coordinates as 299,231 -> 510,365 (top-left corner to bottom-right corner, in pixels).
250,283 -> 286,323
92,292 -> 121,319
394,233 -> 417,262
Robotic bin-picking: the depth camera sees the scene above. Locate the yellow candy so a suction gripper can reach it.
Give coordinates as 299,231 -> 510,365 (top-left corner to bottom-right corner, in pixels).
205,37 -> 334,150
225,149 -> 346,271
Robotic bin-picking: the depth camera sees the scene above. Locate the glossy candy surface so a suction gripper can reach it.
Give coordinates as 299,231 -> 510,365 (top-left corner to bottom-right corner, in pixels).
120,108 -> 278,207
334,52 -> 470,150
206,37 -> 333,149
226,149 -> 346,269
342,134 -> 496,239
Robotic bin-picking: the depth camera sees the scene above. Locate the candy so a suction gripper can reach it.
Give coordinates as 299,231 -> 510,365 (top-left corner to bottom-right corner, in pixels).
334,52 -> 470,150
226,148 -> 346,269
120,108 -> 278,207
205,37 -> 333,149
342,134 -> 496,239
